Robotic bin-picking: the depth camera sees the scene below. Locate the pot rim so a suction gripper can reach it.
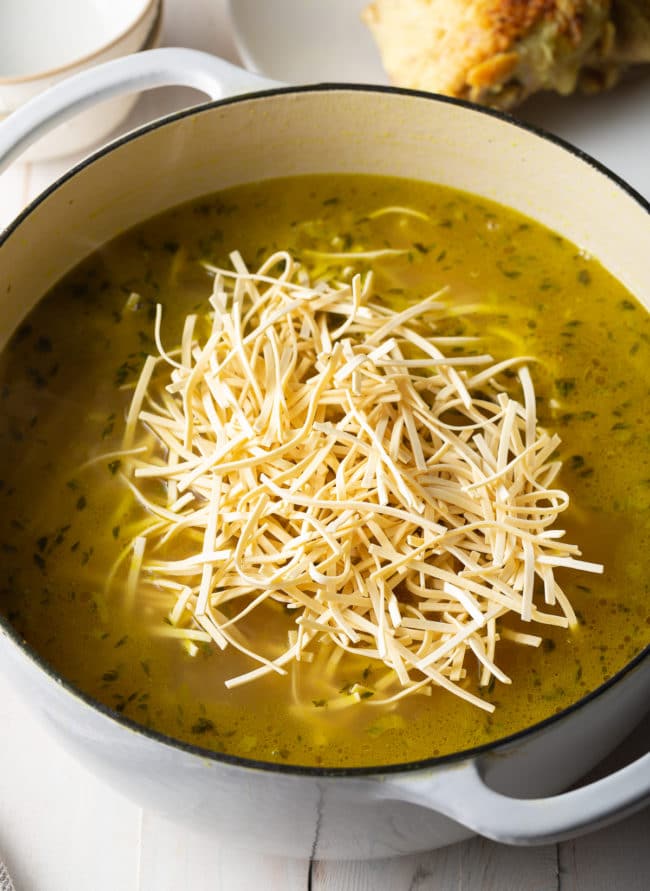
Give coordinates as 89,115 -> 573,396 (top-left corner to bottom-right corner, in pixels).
1,81 -> 649,779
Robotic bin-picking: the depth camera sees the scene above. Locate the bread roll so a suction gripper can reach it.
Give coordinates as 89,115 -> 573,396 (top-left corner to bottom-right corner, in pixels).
363,0 -> 647,108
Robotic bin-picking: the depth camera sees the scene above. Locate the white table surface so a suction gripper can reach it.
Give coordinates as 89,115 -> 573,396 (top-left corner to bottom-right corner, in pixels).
0,2 -> 649,889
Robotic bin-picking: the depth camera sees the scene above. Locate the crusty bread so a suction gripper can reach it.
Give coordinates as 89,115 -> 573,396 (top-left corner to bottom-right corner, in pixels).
363,0 -> 643,108
610,0 -> 650,63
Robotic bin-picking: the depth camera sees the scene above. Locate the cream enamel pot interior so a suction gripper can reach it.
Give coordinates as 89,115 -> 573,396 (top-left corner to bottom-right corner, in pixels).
0,49 -> 648,859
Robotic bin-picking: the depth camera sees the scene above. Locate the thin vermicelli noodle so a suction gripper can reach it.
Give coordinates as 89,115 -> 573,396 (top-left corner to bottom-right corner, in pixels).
115,251 -> 602,713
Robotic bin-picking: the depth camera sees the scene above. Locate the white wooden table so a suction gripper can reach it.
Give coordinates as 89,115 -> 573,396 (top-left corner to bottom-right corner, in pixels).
0,2 -> 649,889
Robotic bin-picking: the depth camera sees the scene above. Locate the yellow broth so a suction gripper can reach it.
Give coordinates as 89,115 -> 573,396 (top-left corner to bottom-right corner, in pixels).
0,175 -> 648,767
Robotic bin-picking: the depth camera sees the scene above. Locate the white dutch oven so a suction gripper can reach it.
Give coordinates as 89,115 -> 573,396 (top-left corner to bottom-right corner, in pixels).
0,49 -> 648,860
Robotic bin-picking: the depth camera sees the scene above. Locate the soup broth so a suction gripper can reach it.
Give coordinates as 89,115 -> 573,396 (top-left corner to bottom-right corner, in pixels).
0,174 -> 648,767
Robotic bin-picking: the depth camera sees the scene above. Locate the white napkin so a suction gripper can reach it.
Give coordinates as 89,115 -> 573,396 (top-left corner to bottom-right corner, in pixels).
0,860 -> 15,891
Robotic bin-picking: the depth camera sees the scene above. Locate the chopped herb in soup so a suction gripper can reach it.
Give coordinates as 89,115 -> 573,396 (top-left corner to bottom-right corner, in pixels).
0,175 -> 648,768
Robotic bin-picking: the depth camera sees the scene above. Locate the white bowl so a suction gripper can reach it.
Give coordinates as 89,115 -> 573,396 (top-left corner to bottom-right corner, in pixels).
0,0 -> 161,161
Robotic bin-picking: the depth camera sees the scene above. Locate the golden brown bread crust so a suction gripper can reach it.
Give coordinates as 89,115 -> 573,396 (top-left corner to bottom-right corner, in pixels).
610,0 -> 650,63
363,0 -> 631,108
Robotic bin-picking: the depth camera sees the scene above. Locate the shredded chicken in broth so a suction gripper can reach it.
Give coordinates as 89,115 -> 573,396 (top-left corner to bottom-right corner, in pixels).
0,175 -> 647,767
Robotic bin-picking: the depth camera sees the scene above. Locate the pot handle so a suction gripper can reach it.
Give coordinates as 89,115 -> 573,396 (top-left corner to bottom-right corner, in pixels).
0,47 -> 282,173
383,750 -> 650,845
